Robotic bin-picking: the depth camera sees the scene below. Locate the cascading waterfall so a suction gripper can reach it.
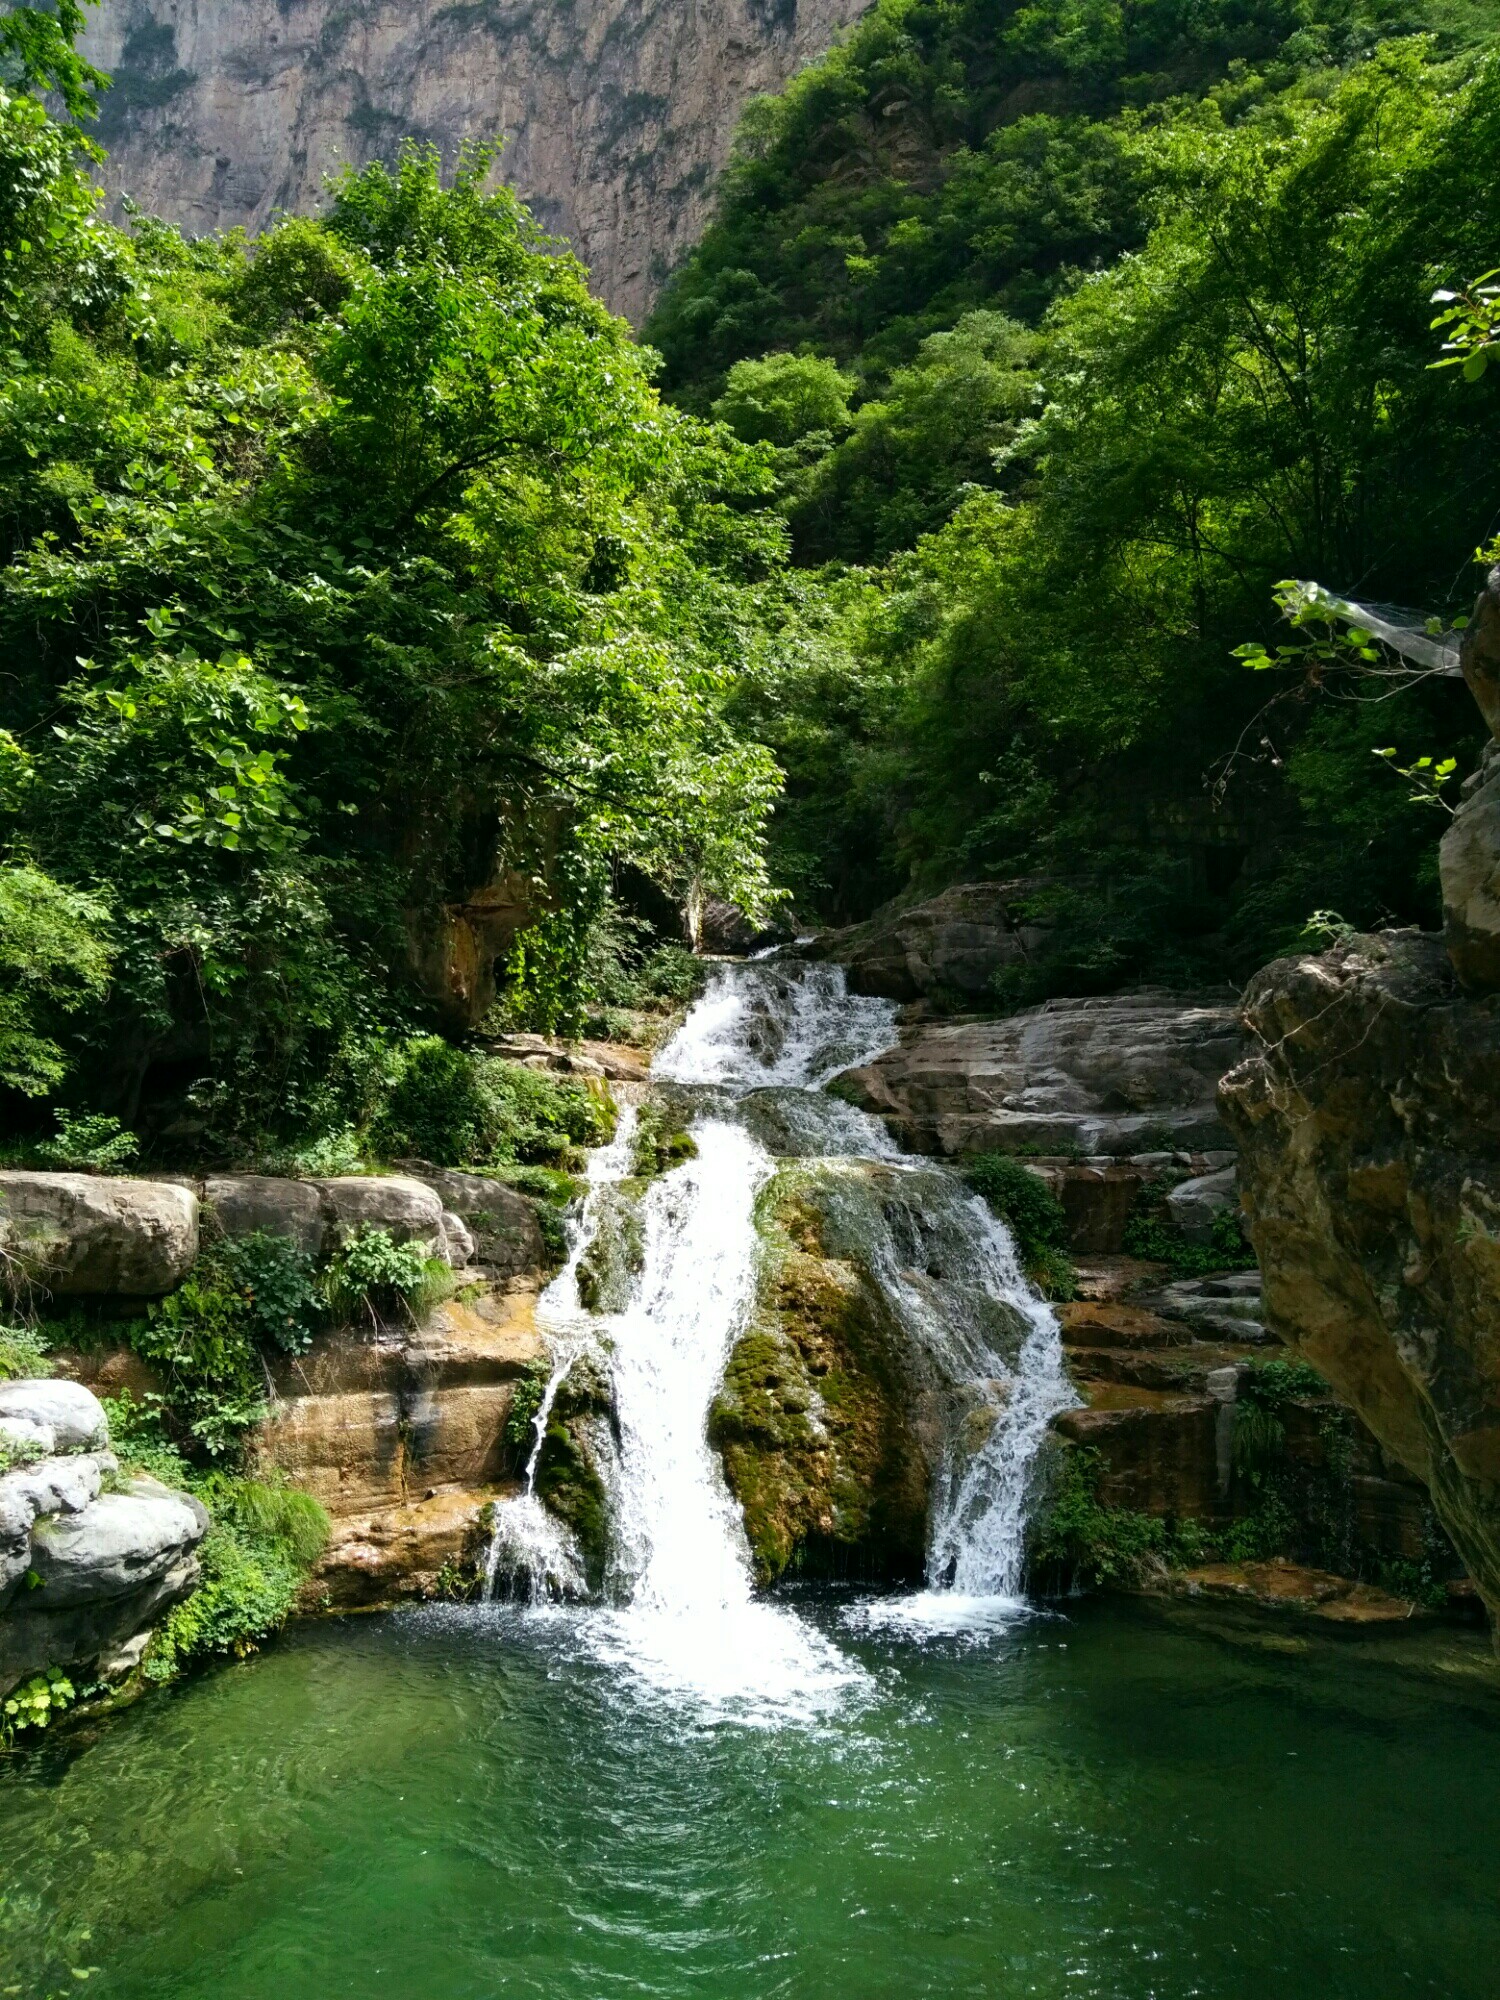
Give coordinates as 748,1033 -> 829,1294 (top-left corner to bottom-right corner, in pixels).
487,954 -> 1071,1709
484,1108 -> 639,1605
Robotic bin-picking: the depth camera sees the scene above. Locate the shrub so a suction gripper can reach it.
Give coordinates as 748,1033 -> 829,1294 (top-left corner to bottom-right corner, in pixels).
94,1397 -> 332,1688
1122,1185 -> 1257,1274
33,1112 -> 138,1171
0,1322 -> 51,1381
323,1224 -> 450,1324
144,1473 -> 330,1681
370,1038 -> 615,1169
217,1231 -> 324,1355
130,1271 -> 268,1459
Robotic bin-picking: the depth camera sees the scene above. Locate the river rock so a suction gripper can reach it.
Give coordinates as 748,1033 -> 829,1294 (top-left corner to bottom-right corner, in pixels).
0,1173 -> 199,1296
0,1378 -> 109,1452
204,1174 -> 326,1258
808,880 -> 1051,1003
402,1167 -> 547,1280
1219,927 -> 1500,1632
834,990 -> 1246,1157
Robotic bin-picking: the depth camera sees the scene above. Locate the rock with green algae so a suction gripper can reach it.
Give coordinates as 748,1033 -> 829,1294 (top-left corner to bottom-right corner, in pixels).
710,1171 -> 932,1587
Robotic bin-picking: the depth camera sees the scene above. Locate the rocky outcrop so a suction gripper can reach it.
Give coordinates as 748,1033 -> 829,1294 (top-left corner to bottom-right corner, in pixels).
834,990 -> 1246,1159
710,1172 -> 933,1585
1442,738 -> 1500,992
1219,929 -> 1500,1624
0,1172 -> 199,1296
1041,1256 -> 1451,1588
83,0 -> 869,323
807,881 -> 1051,1004
0,1384 -> 207,1695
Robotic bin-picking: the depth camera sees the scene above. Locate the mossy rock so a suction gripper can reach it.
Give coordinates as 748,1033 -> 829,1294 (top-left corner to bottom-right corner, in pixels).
711,1176 -> 930,1587
535,1413 -> 611,1592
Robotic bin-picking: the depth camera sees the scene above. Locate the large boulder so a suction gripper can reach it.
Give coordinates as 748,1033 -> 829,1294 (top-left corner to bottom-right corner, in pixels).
1219,928 -> 1500,1631
0,1173 -> 198,1296
27,1485 -> 207,1608
807,880 -> 1050,1003
311,1176 -> 447,1257
835,990 -> 1246,1157
1166,1166 -> 1239,1245
204,1174 -> 326,1258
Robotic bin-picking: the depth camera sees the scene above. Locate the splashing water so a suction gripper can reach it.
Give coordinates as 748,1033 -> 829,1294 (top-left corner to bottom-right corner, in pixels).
493,955 -> 1071,1713
484,1109 -> 639,1605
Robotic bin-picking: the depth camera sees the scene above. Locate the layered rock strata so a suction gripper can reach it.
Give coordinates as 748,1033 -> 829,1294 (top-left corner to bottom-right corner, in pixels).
835,989 -> 1246,1160
83,0 -> 870,322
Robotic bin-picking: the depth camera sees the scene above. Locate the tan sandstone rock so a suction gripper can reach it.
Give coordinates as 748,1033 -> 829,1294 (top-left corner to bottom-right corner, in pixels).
1219,927 -> 1500,1631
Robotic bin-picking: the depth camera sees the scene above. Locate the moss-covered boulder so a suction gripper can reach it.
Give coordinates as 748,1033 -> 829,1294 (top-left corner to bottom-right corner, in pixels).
710,1173 -> 931,1586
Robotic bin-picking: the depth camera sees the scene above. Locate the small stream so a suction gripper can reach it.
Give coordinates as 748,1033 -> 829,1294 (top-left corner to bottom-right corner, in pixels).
484,955 -> 1071,1719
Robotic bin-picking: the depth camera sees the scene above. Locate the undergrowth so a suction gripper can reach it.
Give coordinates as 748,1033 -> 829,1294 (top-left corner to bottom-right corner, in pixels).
102,1393 -> 330,1681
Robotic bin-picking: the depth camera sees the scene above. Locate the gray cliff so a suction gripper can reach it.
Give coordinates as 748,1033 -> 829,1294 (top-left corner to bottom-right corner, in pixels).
83,0 -> 869,321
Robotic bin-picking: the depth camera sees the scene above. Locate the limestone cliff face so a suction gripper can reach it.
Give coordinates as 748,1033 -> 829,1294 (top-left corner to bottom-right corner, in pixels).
83,0 -> 869,321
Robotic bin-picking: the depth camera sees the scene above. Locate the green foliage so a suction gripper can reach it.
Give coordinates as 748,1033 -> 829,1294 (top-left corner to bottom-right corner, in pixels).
1122,1187 -> 1257,1274
32,1111 -> 137,1169
0,863 -> 112,1096
217,1231 -> 323,1355
662,5 -> 1499,963
100,1389 -> 191,1486
0,1320 -> 51,1380
322,1225 -> 432,1323
144,1472 -> 329,1681
713,352 -> 854,446
370,1038 -> 614,1169
965,1152 -> 1076,1297
130,1269 -> 267,1458
1,1667 -> 74,1747
0,42 -> 789,1153
1028,1446 -> 1171,1586
504,1360 -> 547,1452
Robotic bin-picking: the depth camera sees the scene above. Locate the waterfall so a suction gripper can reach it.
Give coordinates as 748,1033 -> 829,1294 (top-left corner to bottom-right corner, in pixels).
489,956 -> 1071,1707
484,1110 -> 639,1605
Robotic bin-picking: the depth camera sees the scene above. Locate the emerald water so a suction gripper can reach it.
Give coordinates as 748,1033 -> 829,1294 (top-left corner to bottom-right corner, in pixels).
5,960 -> 1497,1997
2,1600 -> 1497,1998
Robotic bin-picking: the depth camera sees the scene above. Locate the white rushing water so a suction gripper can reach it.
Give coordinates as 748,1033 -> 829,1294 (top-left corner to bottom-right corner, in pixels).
490,955 -> 1071,1715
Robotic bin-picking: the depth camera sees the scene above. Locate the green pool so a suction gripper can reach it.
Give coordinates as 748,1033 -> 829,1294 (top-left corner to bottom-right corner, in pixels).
2,1596 -> 1496,1999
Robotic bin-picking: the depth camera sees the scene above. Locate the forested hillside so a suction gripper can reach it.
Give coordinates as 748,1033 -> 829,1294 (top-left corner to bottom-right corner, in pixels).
6,0 -> 1500,1162
0,2 -> 790,1157
649,0 -> 1500,975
